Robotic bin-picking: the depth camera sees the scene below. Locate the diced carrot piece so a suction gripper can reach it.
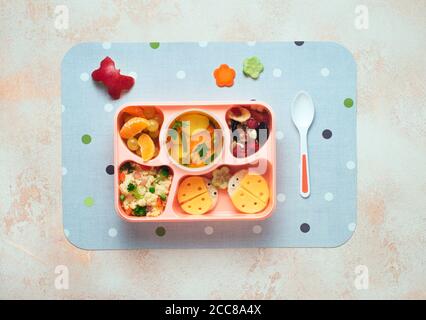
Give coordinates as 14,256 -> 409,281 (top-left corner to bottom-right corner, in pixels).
157,197 -> 163,206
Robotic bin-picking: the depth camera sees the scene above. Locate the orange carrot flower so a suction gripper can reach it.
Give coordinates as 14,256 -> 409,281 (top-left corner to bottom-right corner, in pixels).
213,64 -> 236,87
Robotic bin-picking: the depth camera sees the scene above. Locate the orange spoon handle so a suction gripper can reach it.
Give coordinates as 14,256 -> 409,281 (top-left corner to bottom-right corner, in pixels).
301,154 -> 309,196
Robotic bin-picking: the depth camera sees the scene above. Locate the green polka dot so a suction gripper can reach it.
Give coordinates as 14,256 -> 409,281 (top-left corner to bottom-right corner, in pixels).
83,197 -> 94,207
344,98 -> 354,108
81,134 -> 92,144
149,42 -> 160,49
155,226 -> 166,237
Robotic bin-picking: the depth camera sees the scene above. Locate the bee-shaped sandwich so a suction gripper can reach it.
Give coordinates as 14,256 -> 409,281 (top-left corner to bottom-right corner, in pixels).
228,169 -> 270,213
178,176 -> 218,215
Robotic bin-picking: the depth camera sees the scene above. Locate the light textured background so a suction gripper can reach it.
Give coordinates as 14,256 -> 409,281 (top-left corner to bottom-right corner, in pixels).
0,0 -> 425,299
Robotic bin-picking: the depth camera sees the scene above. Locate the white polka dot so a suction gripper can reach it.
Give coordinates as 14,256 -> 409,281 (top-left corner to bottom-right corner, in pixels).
247,41 -> 256,46
104,103 -> 114,112
176,70 -> 186,79
324,192 -> 334,201
108,228 -> 117,237
61,104 -> 65,113
346,161 -> 356,170
62,167 -> 67,176
272,68 -> 282,78
277,193 -> 286,202
80,73 -> 89,81
204,226 -> 214,235
198,41 -> 208,47
252,225 -> 262,234
348,222 -> 356,232
128,71 -> 137,79
64,229 -> 70,237
276,130 -> 284,140
102,42 -> 111,49
321,67 -> 330,77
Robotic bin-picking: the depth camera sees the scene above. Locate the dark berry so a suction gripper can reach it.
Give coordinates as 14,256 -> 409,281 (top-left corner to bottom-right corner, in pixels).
232,144 -> 246,158
231,119 -> 239,132
251,110 -> 268,123
232,145 -> 238,157
258,122 -> 267,129
231,120 -> 240,142
247,118 -> 259,129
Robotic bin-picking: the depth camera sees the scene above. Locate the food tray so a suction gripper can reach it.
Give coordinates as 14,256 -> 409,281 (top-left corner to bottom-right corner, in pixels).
114,102 -> 276,222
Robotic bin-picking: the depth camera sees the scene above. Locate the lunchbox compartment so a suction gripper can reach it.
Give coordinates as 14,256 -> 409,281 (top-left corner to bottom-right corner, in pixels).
226,103 -> 272,160
161,108 -> 225,174
116,106 -> 164,163
171,161 -> 275,221
115,160 -> 174,221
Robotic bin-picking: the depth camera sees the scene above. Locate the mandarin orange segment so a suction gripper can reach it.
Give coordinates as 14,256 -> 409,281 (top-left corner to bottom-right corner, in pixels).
137,133 -> 156,161
213,64 -> 236,87
119,117 -> 149,139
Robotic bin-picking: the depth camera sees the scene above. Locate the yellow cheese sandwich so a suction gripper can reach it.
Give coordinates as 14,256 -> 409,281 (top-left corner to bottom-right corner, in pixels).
228,169 -> 270,214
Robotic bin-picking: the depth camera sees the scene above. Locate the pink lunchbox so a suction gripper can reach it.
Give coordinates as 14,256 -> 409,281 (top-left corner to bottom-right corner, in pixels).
114,101 -> 276,222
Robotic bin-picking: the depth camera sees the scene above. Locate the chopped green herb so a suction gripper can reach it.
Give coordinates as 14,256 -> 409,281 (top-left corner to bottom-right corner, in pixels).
159,166 -> 170,178
172,121 -> 182,130
127,183 -> 136,192
133,205 -> 147,217
159,194 -> 167,201
149,186 -> 155,193
152,177 -> 160,184
195,143 -> 208,159
133,190 -> 143,200
193,143 -> 201,154
120,162 -> 134,173
119,194 -> 125,201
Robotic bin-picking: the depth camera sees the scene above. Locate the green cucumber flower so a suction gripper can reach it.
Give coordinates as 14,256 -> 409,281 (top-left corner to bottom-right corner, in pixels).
243,56 -> 264,79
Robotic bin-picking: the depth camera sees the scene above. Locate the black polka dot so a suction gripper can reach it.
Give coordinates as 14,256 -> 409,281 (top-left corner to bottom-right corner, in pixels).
300,223 -> 310,233
295,41 -> 304,46
106,165 -> 114,175
155,226 -> 166,237
322,129 -> 332,139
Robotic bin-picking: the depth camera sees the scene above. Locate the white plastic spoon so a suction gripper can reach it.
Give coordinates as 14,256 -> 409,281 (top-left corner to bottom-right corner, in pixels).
291,91 -> 315,198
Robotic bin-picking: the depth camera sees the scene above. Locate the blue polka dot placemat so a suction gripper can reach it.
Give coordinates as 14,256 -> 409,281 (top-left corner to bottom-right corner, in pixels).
61,42 -> 356,249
